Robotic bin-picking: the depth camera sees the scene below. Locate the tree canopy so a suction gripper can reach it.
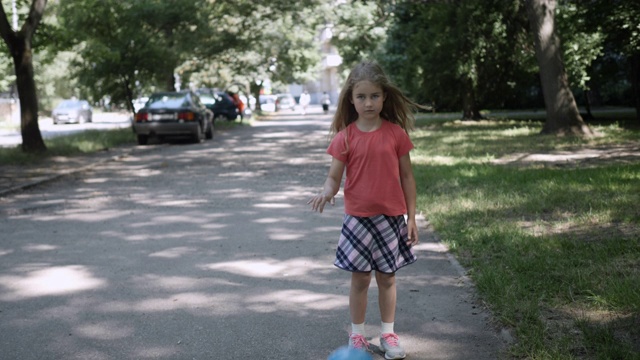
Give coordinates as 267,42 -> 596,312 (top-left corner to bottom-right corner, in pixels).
1,0 -> 639,152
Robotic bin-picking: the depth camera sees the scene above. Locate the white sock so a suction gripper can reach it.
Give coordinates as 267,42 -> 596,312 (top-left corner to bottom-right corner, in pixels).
381,321 -> 394,334
351,322 -> 366,336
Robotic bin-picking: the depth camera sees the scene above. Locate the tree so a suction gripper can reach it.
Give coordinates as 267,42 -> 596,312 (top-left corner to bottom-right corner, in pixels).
189,1 -> 323,112
383,1 -> 533,118
330,0 -> 390,71
525,0 -> 592,135
57,0 -> 219,112
556,2 -> 604,120
579,0 -> 640,122
0,0 -> 47,152
56,0 -> 321,113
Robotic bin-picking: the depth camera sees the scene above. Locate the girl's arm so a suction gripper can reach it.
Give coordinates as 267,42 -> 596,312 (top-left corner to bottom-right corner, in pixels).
399,152 -> 419,246
308,157 -> 345,213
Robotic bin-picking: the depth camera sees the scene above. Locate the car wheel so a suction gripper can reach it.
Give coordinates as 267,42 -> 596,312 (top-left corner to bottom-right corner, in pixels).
192,124 -> 203,143
205,121 -> 214,139
137,135 -> 149,145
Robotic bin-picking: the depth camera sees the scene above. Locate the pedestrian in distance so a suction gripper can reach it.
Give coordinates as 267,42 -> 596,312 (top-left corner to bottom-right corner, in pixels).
299,90 -> 311,115
307,60 -> 425,360
322,91 -> 331,114
227,91 -> 245,121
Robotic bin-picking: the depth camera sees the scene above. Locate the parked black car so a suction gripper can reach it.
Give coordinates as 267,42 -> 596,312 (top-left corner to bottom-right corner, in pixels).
132,91 -> 213,145
196,89 -> 239,121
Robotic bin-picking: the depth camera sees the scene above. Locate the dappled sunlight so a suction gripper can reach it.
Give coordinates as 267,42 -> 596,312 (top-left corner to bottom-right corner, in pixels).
149,246 -> 201,258
260,191 -> 300,201
203,258 -> 329,278
128,168 -> 163,177
413,242 -> 448,253
0,265 -> 106,301
213,188 -> 255,198
218,170 -> 267,178
254,202 -> 293,209
132,346 -> 177,359
135,213 -> 211,226
398,273 -> 466,288
130,274 -> 242,291
22,243 -> 59,252
52,209 -> 125,222
99,292 -> 243,316
114,229 -> 221,243
253,217 -> 303,224
75,321 -> 134,340
149,199 -> 209,207
265,227 -> 306,241
0,114 -> 510,359
84,177 -> 109,184
246,289 -> 347,314
253,131 -> 306,139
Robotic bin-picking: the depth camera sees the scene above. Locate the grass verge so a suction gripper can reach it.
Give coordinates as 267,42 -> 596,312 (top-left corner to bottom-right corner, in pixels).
0,127 -> 136,165
412,113 -> 640,359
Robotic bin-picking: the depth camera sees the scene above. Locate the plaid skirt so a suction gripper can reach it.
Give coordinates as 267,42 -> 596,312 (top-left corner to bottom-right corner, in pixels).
334,214 -> 417,274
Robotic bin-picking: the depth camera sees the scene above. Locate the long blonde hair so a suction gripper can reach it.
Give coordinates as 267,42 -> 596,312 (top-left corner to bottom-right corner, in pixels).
329,60 -> 424,138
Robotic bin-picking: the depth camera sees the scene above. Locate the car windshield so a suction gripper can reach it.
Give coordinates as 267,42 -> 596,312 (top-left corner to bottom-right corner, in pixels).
147,94 -> 189,109
198,93 -> 216,105
58,100 -> 83,109
260,96 -> 276,104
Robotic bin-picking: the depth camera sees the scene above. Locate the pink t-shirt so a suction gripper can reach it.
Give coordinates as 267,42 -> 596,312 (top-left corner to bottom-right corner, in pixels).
327,120 -> 414,217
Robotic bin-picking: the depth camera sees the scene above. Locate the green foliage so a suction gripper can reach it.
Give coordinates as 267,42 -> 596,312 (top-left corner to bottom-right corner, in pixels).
412,113 -> 640,358
50,0 -> 324,111
191,2 -> 322,93
383,1 -> 537,111
330,0 -> 390,71
56,0 -> 213,107
557,3 -> 604,90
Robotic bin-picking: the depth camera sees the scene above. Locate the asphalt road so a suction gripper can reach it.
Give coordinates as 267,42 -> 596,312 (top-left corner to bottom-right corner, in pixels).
0,109 -> 506,359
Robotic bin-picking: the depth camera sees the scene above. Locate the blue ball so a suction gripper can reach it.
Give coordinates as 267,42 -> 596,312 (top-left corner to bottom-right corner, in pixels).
328,346 -> 372,360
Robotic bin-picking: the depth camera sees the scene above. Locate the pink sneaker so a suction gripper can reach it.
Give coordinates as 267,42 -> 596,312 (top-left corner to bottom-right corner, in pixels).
380,333 -> 406,359
348,333 -> 369,351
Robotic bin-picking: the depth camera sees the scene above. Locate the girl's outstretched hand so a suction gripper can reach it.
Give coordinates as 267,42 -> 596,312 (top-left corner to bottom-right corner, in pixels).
307,192 -> 335,213
406,218 -> 419,246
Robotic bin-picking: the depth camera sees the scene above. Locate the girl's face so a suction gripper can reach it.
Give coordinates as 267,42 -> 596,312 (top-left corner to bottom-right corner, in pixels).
350,80 -> 385,121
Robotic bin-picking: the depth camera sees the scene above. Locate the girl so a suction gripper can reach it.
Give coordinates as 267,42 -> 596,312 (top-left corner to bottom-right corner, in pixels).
308,60 -> 423,360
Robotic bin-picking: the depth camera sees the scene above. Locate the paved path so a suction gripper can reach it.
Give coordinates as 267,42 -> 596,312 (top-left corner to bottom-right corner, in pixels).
0,109 -> 506,359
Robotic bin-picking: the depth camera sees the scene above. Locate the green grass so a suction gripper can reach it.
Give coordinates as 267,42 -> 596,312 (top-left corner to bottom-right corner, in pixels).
0,128 -> 136,165
412,113 -> 640,359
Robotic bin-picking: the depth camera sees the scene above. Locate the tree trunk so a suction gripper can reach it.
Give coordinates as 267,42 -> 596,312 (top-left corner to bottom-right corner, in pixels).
630,53 -> 640,123
14,39 -> 46,152
166,73 -> 176,91
461,79 -> 482,120
250,80 -> 263,112
583,89 -> 594,120
526,0 -> 593,136
0,0 -> 48,152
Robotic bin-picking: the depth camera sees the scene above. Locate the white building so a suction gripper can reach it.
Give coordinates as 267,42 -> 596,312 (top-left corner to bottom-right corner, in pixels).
289,24 -> 342,105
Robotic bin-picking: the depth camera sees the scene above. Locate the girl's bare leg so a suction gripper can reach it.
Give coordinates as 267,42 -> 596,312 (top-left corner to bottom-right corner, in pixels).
350,272 -> 372,324
375,271 -> 397,323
